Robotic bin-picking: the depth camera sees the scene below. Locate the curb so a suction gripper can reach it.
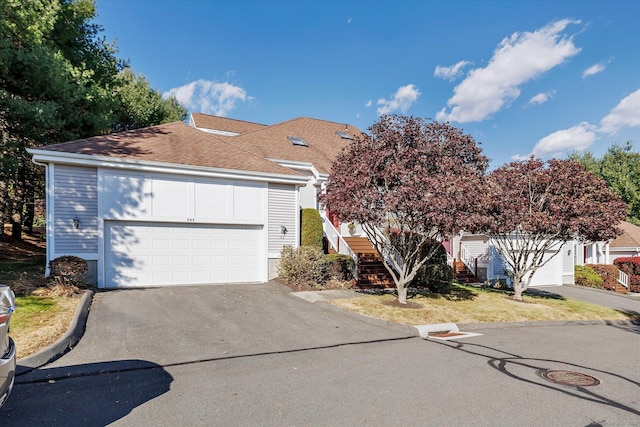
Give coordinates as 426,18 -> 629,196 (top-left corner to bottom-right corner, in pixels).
457,318 -> 640,331
303,295 -> 420,337
16,289 -> 94,375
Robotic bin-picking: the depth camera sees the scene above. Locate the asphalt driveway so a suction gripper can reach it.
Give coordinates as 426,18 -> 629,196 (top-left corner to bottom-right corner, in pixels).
16,281 -> 417,376
1,282 -> 639,426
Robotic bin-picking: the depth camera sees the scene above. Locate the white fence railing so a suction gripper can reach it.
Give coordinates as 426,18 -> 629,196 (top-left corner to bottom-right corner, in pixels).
460,245 -> 476,277
446,253 -> 454,268
617,269 -> 629,289
321,214 -> 358,279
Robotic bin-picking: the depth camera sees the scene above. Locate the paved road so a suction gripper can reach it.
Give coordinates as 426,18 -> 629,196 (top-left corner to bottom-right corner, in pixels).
540,284 -> 640,315
1,282 -> 638,426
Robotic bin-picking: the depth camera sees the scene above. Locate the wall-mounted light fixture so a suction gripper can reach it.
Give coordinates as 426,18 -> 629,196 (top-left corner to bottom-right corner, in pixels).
280,225 -> 288,236
72,215 -> 80,230
567,249 -> 572,256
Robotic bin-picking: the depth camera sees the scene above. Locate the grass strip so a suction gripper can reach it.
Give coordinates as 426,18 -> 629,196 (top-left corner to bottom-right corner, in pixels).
328,284 -> 635,325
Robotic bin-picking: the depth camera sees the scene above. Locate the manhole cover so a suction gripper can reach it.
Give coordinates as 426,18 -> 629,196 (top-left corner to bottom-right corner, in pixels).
537,370 -> 600,387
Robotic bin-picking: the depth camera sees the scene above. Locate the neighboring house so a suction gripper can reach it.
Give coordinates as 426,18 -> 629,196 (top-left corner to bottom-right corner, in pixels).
450,233 -> 576,287
28,113 -> 362,288
576,221 -> 640,265
450,222 -> 640,287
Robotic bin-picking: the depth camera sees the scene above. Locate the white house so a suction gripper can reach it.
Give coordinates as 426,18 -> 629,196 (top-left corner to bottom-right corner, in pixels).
450,232 -> 576,286
28,114 -> 363,288
576,221 -> 640,265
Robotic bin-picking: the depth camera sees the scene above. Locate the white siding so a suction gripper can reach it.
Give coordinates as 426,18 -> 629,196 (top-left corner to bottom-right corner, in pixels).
99,170 -> 147,219
99,171 -> 266,223
268,184 -> 297,253
53,165 -> 98,254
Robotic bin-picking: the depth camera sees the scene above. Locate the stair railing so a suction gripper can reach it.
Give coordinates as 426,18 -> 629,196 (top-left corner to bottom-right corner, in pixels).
446,252 -> 454,268
617,269 -> 629,289
370,224 -> 404,273
460,245 -> 477,277
321,213 -> 358,280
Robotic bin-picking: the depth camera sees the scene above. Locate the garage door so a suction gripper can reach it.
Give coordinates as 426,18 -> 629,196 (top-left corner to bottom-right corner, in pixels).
526,251 -> 561,286
105,222 -> 263,288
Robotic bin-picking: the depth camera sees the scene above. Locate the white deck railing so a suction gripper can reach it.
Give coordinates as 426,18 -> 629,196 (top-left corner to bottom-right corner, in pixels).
321,214 -> 358,279
617,269 -> 629,289
460,245 -> 476,277
446,252 -> 454,268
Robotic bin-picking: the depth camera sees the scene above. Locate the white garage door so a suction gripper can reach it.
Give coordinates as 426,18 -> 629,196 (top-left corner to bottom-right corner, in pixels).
527,251 -> 561,286
105,222 -> 263,288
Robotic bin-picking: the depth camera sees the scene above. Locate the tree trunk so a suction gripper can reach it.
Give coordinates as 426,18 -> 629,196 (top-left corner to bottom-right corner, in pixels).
0,180 -> 7,242
397,284 -> 408,304
512,278 -> 524,301
23,177 -> 35,235
11,163 -> 26,240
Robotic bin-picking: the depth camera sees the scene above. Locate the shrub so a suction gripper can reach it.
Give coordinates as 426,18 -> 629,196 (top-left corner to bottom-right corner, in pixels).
613,257 -> 640,293
48,256 -> 88,287
423,263 -> 455,294
574,265 -> 603,289
278,246 -> 326,289
410,242 -> 454,294
301,208 -> 324,249
325,253 -> 355,280
588,264 -> 619,291
614,256 -> 640,275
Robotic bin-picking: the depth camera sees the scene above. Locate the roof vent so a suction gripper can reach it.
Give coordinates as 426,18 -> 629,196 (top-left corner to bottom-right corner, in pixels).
287,136 -> 308,147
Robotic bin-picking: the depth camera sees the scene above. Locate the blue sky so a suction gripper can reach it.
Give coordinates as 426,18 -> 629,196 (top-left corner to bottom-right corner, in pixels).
95,0 -> 639,167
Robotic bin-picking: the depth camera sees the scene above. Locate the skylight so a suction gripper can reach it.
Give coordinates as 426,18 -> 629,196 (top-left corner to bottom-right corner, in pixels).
336,131 -> 353,140
288,136 -> 308,146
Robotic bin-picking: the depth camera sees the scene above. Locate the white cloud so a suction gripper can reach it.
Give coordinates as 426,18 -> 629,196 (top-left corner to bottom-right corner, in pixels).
347,17 -> 352,24
437,19 -> 581,123
598,89 -> 640,134
523,90 -> 639,159
529,122 -> 597,158
528,91 -> 555,106
582,63 -> 605,78
376,84 -> 421,115
434,60 -> 471,81
163,79 -> 252,116
365,99 -> 372,107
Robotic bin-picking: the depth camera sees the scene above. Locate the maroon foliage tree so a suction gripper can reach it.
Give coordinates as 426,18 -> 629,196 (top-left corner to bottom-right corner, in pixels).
322,115 -> 489,304
485,158 -> 627,300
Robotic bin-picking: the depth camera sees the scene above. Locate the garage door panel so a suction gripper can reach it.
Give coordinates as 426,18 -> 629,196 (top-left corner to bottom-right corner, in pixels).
526,252 -> 561,286
105,222 -> 263,288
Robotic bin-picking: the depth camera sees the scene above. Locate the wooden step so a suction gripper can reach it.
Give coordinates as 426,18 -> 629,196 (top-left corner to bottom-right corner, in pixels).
614,284 -> 629,294
344,237 -> 378,254
344,236 -> 395,288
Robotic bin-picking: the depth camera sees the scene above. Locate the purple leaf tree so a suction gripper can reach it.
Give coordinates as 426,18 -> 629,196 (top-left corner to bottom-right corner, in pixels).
484,158 -> 627,300
322,115 -> 488,304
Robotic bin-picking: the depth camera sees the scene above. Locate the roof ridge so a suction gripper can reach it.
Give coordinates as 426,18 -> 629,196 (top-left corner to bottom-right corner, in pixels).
191,112 -> 267,127
268,116 -> 357,129
35,121 -> 185,149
